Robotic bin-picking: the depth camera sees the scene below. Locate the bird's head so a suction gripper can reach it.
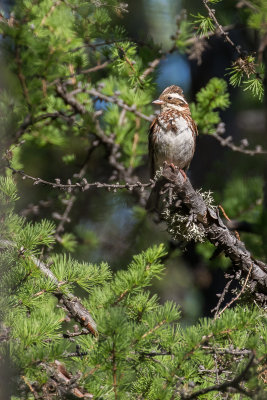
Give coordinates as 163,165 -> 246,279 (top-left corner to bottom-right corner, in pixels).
152,85 -> 189,113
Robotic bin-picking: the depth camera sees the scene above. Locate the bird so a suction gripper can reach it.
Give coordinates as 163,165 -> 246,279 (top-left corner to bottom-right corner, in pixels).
146,85 -> 197,211
148,85 -> 198,179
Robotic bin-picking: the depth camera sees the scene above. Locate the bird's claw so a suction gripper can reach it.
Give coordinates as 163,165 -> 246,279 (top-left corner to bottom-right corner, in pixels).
179,168 -> 187,181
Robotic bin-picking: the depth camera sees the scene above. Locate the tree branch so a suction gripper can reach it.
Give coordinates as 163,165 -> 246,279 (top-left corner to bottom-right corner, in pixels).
0,240 -> 98,336
160,166 -> 267,302
181,352 -> 255,399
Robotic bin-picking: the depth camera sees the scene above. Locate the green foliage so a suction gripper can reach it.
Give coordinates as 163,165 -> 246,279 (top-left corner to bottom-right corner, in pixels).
228,57 -> 264,101
1,0 -> 267,398
60,232 -> 77,252
190,77 -> 230,134
18,219 -> 55,253
0,0 -> 155,171
0,176 -> 19,204
50,254 -> 111,292
217,176 -> 263,220
193,13 -> 215,36
245,0 -> 267,34
172,10 -> 193,53
243,78 -> 264,100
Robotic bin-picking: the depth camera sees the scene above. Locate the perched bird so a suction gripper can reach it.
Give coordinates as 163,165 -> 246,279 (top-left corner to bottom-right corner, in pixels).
146,85 -> 197,211
148,85 -> 198,179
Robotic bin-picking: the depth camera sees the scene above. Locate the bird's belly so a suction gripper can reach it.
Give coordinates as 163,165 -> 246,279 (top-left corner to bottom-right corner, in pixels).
154,127 -> 194,171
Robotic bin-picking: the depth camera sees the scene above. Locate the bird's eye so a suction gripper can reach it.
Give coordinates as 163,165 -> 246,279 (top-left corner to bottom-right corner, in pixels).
167,96 -> 172,100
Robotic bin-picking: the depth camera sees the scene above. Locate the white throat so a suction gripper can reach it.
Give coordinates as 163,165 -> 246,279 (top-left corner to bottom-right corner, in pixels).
161,103 -> 188,112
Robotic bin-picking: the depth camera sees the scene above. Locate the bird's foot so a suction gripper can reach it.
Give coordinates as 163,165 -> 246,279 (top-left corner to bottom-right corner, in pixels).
169,163 -> 178,172
179,168 -> 187,181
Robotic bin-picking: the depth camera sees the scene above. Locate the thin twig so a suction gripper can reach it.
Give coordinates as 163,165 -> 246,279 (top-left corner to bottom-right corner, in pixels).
22,375 -> 40,399
7,163 -> 153,192
74,86 -> 153,122
181,352 -> 255,399
202,0 -> 242,55
15,46 -> 31,107
141,320 -> 167,339
112,342 -> 117,400
219,204 -> 240,240
213,277 -> 233,317
212,132 -> 267,155
216,264 -> 254,319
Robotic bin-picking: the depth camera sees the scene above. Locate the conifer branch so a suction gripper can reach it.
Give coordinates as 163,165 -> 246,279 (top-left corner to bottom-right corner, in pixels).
141,319 -> 167,339
32,255 -> 98,336
0,240 -> 98,336
41,360 -> 94,399
40,0 -> 62,26
21,375 -> 40,400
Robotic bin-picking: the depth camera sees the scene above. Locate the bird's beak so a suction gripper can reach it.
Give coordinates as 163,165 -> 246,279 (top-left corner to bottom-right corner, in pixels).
152,99 -> 164,105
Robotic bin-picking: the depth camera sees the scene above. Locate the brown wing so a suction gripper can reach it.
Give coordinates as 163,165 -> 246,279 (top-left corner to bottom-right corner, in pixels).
191,118 -> 198,151
148,117 -> 157,178
191,118 -> 198,137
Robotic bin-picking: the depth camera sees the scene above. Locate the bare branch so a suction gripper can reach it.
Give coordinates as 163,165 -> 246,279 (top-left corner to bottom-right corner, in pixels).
14,111 -> 74,141
216,264 -> 253,318
213,276 -> 234,317
77,86 -> 154,122
212,125 -> 267,155
7,163 -> 153,193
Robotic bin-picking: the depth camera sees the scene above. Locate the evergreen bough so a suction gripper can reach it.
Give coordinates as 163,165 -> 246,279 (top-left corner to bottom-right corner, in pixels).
0,0 -> 266,398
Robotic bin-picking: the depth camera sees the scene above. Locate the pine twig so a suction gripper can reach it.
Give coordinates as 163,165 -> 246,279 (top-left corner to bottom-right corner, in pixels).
141,319 -> 167,339
218,204 -> 240,240
112,342 -> 118,400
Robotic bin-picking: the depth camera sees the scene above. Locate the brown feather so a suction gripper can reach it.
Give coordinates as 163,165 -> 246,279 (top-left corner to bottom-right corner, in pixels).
148,117 -> 157,177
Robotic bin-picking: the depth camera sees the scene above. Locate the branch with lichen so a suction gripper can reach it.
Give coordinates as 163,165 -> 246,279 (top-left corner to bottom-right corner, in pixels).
155,166 -> 267,304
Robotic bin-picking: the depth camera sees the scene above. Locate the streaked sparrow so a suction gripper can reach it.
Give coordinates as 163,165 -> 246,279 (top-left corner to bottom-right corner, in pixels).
149,85 -> 198,179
